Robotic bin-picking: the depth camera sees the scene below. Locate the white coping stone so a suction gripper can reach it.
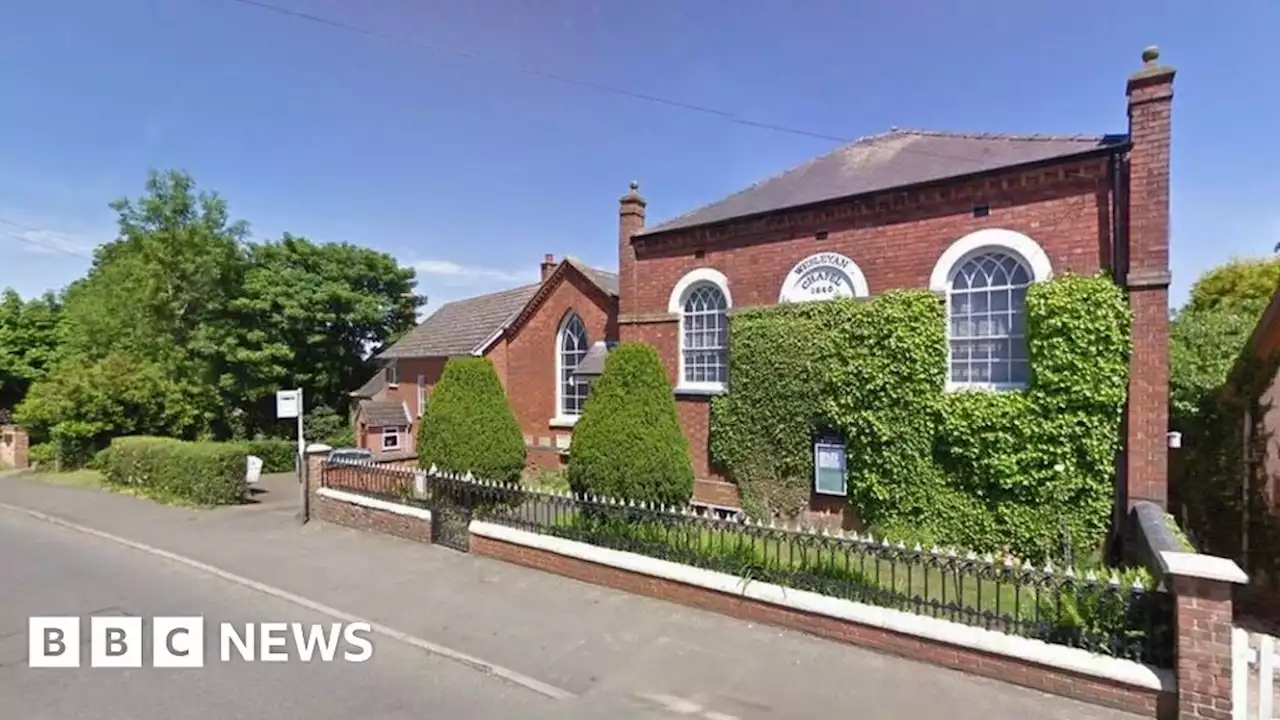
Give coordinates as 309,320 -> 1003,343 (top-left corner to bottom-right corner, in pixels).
316,488 -> 432,521
470,520 -> 1175,693
1159,551 -> 1249,585
306,443 -> 334,454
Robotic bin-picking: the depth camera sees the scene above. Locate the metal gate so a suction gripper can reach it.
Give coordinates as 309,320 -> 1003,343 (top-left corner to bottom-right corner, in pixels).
430,501 -> 472,551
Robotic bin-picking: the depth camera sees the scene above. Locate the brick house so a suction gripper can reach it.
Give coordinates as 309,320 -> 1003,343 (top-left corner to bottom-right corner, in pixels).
352,257 -> 618,464
356,48 -> 1175,519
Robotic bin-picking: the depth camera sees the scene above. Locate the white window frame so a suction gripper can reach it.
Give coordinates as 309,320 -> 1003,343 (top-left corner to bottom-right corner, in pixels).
668,268 -> 732,395
385,361 -> 399,386
552,311 -> 590,427
381,426 -> 402,451
929,228 -> 1052,393
416,374 -> 426,417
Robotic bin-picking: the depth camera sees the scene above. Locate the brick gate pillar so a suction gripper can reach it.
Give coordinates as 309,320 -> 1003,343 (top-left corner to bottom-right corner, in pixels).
1164,553 -> 1247,719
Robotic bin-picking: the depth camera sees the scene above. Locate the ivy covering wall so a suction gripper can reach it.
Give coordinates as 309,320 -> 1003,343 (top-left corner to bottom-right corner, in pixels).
710,274 -> 1131,561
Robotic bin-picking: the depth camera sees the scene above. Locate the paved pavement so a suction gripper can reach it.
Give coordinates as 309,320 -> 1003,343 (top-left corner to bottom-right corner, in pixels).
0,472 -> 1143,719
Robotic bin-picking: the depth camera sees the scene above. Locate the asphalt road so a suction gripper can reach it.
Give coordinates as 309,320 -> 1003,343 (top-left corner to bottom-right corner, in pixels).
0,509 -> 563,720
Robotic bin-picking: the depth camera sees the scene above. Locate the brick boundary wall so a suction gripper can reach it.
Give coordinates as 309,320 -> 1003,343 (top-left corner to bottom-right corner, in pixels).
470,533 -> 1173,717
310,492 -> 432,544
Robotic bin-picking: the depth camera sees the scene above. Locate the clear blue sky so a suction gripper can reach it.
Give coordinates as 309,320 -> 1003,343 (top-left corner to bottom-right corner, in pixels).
1,0 -> 1276,311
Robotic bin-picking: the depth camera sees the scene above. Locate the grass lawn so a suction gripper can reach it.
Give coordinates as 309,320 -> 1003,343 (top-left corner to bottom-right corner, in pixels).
20,468 -> 203,507
25,468 -> 107,489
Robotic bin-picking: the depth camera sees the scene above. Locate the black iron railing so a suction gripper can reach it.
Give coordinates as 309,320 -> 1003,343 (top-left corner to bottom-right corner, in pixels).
323,462 -> 1175,668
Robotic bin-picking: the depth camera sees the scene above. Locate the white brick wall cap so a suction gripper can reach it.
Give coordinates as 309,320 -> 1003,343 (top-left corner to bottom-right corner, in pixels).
316,488 -> 432,521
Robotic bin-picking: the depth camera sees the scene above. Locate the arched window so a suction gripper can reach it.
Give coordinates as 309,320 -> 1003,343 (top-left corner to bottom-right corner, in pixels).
668,268 -> 732,393
557,312 -> 590,418
947,251 -> 1032,387
931,229 -> 1052,391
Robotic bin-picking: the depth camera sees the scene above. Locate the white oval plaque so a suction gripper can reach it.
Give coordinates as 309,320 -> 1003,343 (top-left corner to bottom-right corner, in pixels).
778,252 -> 869,303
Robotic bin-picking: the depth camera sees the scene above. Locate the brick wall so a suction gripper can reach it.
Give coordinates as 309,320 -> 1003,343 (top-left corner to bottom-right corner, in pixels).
472,533 -> 1171,717
494,268 -> 618,470
627,160 -> 1111,316
620,160 -> 1114,493
1169,574 -> 1237,720
305,450 -> 432,542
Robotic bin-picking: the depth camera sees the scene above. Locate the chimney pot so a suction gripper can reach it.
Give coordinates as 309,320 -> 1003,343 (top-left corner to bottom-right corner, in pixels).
540,254 -> 557,282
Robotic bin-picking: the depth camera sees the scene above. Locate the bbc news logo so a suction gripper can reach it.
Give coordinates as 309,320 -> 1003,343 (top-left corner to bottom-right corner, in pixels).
28,617 -> 373,668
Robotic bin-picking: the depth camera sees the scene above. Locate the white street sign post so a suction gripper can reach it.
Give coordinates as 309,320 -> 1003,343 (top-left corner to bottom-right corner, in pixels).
276,389 -> 307,523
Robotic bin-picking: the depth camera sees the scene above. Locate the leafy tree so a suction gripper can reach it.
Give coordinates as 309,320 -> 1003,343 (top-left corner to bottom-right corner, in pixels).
16,169 -> 422,451
0,288 -> 62,411
223,234 -> 419,436
567,343 -> 693,506
417,358 -> 525,482
1185,257 -> 1280,314
1169,258 -> 1280,430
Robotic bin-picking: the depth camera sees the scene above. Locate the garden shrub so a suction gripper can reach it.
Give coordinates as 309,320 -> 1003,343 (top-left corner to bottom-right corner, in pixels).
567,343 -> 693,507
242,438 -> 295,473
710,275 -> 1131,562
27,443 -> 54,469
416,357 -> 525,482
101,436 -> 247,505
324,426 -> 356,448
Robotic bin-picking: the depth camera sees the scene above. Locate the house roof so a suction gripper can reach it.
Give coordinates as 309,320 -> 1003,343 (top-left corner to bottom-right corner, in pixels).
359,400 -> 409,428
565,257 -> 619,297
638,129 -> 1129,236
378,258 -> 618,360
380,283 -> 541,359
350,372 -> 385,399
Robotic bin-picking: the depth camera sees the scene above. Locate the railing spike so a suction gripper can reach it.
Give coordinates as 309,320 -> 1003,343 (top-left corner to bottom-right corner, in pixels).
983,553 -> 995,564
464,471 -> 474,482
1132,575 -> 1146,591
1003,554 -> 1014,567
1021,559 -> 1034,571
1064,565 -> 1076,578
897,540 -> 907,550
1108,570 -> 1121,586
913,543 -> 923,553
947,548 -> 957,558
965,550 -> 978,561
931,545 -> 941,556
1085,569 -> 1098,583
1044,560 -> 1055,575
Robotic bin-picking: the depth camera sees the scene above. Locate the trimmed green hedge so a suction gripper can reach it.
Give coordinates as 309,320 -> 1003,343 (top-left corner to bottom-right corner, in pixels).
417,357 -> 525,482
567,343 -> 694,507
711,274 -> 1131,562
242,439 -> 295,473
100,436 -> 248,505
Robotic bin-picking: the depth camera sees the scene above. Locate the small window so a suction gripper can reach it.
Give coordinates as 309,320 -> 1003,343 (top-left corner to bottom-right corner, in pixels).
416,374 -> 426,417
381,426 -> 401,451
385,362 -> 399,385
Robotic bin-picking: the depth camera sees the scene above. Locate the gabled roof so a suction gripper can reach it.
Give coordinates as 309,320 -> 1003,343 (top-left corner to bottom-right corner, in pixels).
565,257 -> 619,297
378,257 -> 618,360
638,129 -> 1129,236
358,399 -> 409,428
380,283 -> 541,359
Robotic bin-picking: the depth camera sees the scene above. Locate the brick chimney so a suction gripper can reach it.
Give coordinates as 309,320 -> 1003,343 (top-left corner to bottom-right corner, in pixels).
1123,45 -> 1175,511
618,181 -> 646,317
540,253 -> 557,282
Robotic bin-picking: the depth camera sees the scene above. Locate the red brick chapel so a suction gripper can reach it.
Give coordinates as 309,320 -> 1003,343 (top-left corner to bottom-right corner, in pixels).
352,48 -> 1175,521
